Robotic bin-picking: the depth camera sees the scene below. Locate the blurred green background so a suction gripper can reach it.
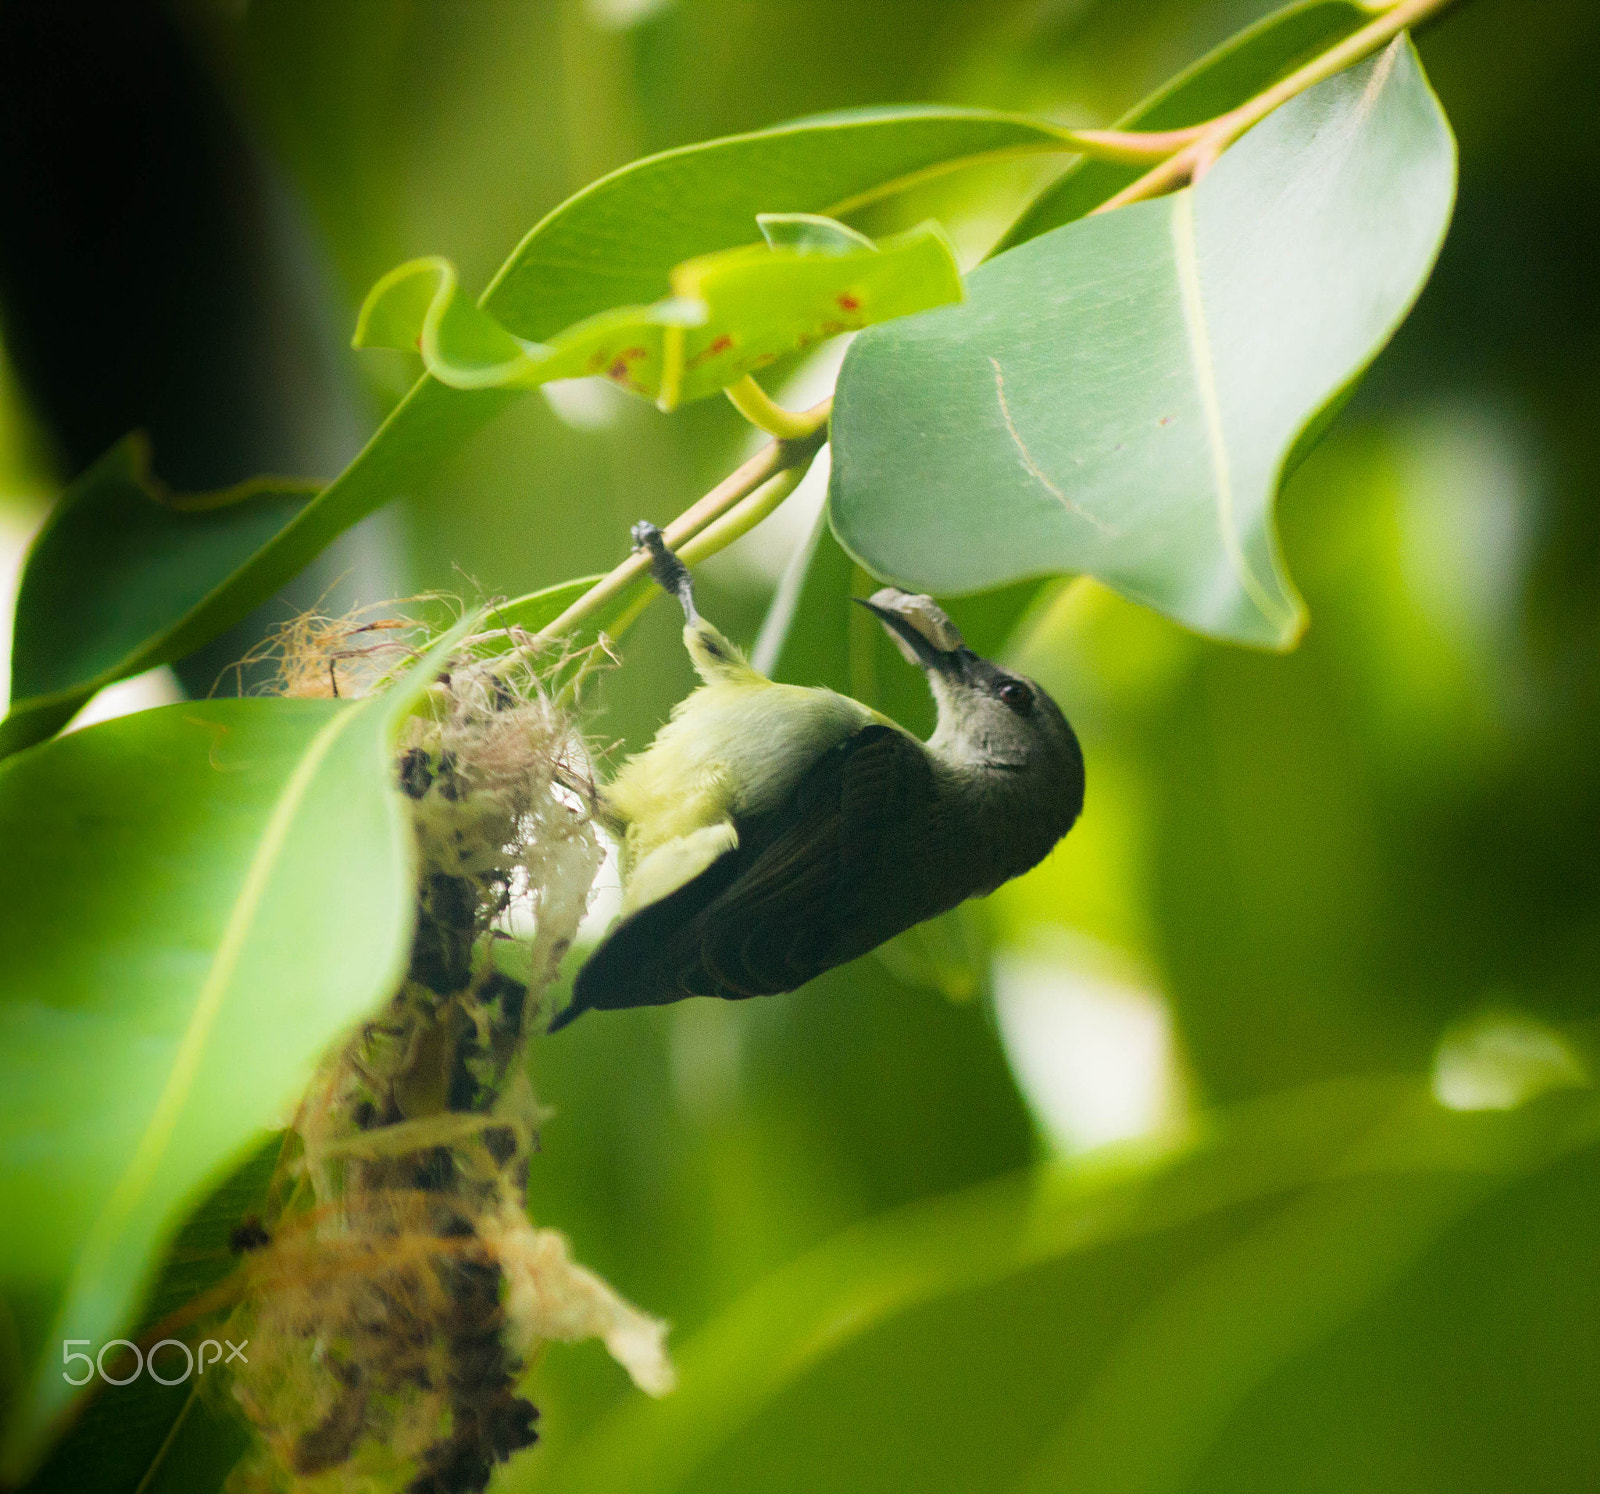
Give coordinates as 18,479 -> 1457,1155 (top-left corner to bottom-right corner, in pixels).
2,2 -> 1598,1491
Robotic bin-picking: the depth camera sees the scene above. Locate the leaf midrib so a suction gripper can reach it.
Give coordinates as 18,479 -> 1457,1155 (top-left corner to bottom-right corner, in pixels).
1168,189 -> 1295,635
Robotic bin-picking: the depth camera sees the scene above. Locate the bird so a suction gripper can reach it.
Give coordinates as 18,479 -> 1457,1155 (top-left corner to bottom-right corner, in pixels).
548,521 -> 1084,1030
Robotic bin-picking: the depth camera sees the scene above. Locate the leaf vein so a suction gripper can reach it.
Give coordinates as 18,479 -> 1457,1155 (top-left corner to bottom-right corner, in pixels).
1169,190 -> 1292,632
988,357 -> 1114,534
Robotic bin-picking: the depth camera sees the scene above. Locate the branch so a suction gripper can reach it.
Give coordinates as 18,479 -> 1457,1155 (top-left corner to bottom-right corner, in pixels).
533,402 -> 830,642
1090,0 -> 1463,215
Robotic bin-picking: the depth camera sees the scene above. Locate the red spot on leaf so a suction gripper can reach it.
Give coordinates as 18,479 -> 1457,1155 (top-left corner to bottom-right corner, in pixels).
837,293 -> 861,312
684,332 -> 739,372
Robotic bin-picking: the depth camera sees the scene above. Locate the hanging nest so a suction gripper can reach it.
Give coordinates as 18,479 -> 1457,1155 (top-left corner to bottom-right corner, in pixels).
205,607 -> 670,1494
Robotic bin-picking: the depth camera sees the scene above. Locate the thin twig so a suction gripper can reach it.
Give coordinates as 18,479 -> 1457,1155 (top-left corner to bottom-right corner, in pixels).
533,400 -> 830,642
1091,0 -> 1462,215
724,376 -> 833,440
1060,124 -> 1211,163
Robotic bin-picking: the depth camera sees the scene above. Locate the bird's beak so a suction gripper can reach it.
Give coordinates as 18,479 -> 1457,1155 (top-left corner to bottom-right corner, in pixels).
855,589 -> 968,677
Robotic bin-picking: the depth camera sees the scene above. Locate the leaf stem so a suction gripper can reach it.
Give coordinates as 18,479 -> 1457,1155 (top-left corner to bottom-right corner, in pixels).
533,402 -> 830,641
678,464 -> 809,565
548,463 -> 815,703
1090,0 -> 1462,215
724,376 -> 834,440
1058,125 -> 1211,164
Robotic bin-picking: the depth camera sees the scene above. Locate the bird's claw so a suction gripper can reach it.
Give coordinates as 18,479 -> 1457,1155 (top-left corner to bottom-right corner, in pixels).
631,519 -> 698,623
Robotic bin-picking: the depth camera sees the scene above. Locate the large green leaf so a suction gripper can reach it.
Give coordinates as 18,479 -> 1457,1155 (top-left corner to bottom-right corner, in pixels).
0,383 -> 512,760
738,3 -> 1376,729
527,1078 -> 1600,1494
16,1142 -> 278,1494
356,221 -> 962,410
0,624 -> 465,1482
829,41 -> 1456,648
743,2 -> 1376,713
480,108 -> 1072,341
995,0 -> 1373,251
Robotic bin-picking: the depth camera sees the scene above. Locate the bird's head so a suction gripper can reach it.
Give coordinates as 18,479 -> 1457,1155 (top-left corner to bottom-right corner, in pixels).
857,589 -> 1085,829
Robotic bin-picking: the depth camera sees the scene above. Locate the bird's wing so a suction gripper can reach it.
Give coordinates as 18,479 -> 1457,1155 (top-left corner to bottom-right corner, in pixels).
619,821 -> 740,918
555,725 -> 941,1025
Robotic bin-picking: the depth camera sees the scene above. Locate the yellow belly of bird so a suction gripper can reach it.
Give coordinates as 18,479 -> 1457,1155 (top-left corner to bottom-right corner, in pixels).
603,662 -> 876,910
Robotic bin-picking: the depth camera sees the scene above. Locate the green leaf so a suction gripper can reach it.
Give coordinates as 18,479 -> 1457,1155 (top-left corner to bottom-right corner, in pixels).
829,40 -> 1456,648
1,382 -> 513,760
663,223 -> 961,406
4,110 -> 1062,758
354,255 -> 549,390
750,506 -> 857,689
995,0 -> 1374,249
744,8 -> 1376,706
479,108 -> 1071,341
531,1079 -> 1600,1494
356,222 -> 963,410
482,576 -> 607,642
16,1141 -> 278,1494
0,623 -> 466,1483
1,440 -> 313,756
757,214 -> 877,254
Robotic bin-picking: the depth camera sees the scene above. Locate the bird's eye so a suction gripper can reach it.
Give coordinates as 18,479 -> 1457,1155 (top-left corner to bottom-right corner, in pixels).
997,680 -> 1033,715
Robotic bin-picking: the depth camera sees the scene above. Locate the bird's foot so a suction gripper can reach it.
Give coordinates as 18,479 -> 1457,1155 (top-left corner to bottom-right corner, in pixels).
629,519 -> 665,554
631,520 -> 698,623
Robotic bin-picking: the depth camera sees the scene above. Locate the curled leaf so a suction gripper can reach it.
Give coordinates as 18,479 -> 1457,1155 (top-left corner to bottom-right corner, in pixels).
355,221 -> 963,411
